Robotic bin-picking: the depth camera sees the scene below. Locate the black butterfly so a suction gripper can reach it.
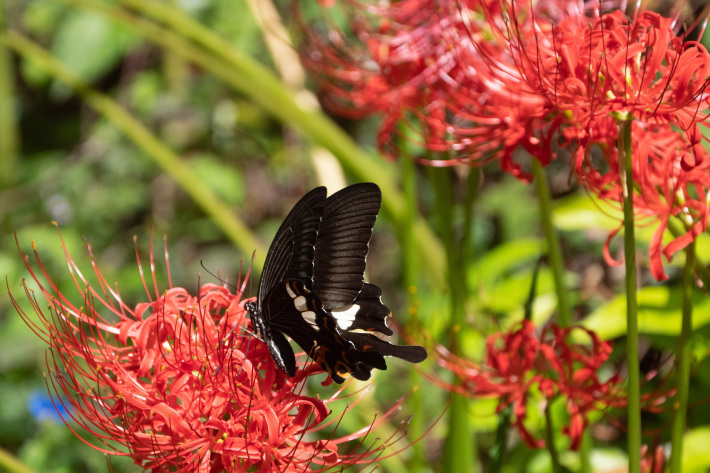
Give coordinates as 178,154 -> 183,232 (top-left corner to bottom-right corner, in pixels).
245,183 -> 427,383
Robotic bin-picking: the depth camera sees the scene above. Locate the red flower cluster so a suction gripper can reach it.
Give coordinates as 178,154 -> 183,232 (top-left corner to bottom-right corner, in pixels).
506,9 -> 710,280
9,231 -> 410,472
300,0 -> 572,161
303,1 -> 710,280
300,0 -> 593,166
430,320 -> 624,450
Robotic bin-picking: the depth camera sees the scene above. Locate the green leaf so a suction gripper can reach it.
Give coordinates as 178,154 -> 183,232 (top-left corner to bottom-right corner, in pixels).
553,194 -> 620,232
582,286 -> 710,340
481,268 -> 555,313
683,427 -> 710,472
470,238 -> 542,286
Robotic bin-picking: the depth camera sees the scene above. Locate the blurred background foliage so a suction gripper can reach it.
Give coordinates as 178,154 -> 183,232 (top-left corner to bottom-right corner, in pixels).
3,0 -> 710,472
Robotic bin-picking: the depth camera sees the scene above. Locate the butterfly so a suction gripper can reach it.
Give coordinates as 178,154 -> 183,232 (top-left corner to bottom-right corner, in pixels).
245,183 -> 427,383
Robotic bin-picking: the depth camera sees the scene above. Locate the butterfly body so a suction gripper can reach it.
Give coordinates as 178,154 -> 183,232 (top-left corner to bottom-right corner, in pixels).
246,183 -> 427,383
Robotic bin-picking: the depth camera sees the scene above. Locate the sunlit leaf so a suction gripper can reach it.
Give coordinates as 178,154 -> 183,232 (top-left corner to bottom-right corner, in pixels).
683,427 -> 710,472
582,286 -> 710,339
470,238 -> 542,286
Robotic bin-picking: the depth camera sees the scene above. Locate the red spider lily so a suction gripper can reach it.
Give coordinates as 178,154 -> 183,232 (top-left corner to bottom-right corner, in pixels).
436,4 -> 710,278
300,0 -> 604,171
429,321 -> 627,450
300,0 -> 473,157
304,2 -> 710,277
537,324 -> 624,450
9,230 -> 415,472
491,7 -> 710,279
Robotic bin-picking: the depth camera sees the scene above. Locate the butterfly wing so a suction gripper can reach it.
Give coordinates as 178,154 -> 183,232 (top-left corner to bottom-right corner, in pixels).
330,282 -> 393,335
340,330 -> 428,364
265,281 -> 386,383
257,186 -> 327,311
312,183 -> 381,309
257,183 -> 427,382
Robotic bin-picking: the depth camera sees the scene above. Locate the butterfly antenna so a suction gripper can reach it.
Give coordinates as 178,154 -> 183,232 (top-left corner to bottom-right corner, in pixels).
199,260 -> 239,292
235,251 -> 256,299
248,250 -> 256,298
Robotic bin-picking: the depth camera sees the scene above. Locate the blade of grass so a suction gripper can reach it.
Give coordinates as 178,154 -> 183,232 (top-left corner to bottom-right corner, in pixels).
0,0 -> 19,189
0,447 -> 38,473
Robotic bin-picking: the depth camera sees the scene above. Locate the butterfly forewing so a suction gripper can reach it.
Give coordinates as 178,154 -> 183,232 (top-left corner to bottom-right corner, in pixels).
313,183 -> 381,309
257,187 -> 327,310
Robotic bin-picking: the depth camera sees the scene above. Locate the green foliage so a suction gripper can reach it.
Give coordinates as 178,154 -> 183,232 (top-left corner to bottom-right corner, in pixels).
583,286 -> 710,340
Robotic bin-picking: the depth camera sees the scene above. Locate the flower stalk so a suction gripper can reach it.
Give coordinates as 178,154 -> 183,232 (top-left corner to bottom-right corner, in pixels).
669,238 -> 696,472
532,158 -> 571,326
399,139 -> 427,470
544,405 -> 562,473
620,120 -> 641,473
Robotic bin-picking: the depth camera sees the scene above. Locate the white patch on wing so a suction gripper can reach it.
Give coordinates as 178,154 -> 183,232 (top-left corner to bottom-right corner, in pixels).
331,304 -> 360,330
301,311 -> 318,330
285,283 -> 296,299
294,295 -> 307,312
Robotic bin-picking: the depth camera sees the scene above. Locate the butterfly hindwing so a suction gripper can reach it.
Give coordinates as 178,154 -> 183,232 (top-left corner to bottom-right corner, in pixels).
265,280 -> 386,383
340,330 -> 429,364
330,282 -> 393,335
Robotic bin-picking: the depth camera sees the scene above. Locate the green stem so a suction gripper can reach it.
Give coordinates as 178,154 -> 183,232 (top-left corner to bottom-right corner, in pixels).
489,404 -> 512,473
544,404 -> 562,473
1,32 -> 267,266
461,168 -> 480,285
532,159 -> 571,326
491,256 -> 539,473
52,0 -> 447,290
398,143 -> 426,471
430,168 -> 477,473
579,430 -> 593,473
669,239 -> 695,472
620,121 -> 641,473
0,0 -> 19,189
400,146 -> 419,295
667,217 -> 710,289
